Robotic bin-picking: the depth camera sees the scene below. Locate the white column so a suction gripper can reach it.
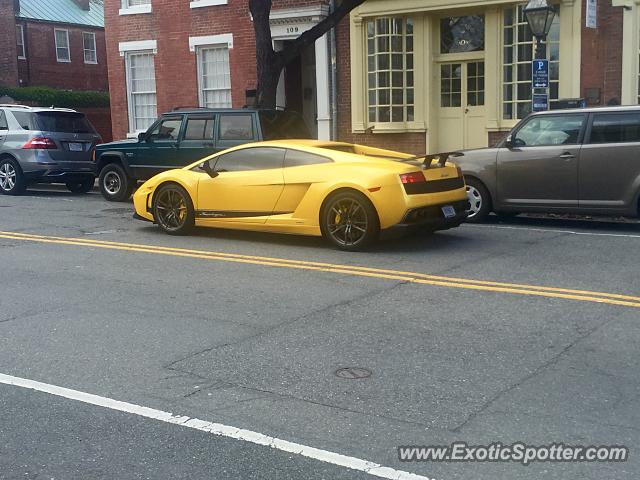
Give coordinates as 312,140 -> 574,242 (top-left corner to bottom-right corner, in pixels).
315,33 -> 331,140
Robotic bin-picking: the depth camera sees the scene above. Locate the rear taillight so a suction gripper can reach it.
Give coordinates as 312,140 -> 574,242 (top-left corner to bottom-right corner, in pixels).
23,137 -> 57,150
400,172 -> 426,184
456,166 -> 463,177
91,147 -> 96,162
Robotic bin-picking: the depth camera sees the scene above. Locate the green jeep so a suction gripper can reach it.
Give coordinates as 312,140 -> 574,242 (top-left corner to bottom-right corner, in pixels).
94,108 -> 311,201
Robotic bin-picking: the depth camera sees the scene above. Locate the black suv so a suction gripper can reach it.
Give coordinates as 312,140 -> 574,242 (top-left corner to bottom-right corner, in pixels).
94,109 -> 311,201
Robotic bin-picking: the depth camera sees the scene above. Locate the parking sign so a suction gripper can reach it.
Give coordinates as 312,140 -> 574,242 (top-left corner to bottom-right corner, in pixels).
532,60 -> 549,88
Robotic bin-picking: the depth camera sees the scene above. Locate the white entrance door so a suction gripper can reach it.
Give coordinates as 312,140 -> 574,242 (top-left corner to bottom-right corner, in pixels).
437,61 -> 486,152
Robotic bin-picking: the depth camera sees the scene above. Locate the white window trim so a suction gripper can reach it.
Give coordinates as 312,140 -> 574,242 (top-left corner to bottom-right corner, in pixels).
16,25 -> 25,60
119,40 -> 157,56
195,44 -> 233,108
54,28 -> 70,63
83,32 -> 97,64
124,50 -> 157,136
190,0 -> 227,9
188,34 -> 233,52
119,1 -> 152,16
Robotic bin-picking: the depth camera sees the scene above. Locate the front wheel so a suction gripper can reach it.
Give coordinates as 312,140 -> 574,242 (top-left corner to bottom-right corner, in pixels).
0,158 -> 26,195
321,191 -> 379,251
66,177 -> 95,194
152,184 -> 195,235
465,178 -> 492,223
99,163 -> 133,202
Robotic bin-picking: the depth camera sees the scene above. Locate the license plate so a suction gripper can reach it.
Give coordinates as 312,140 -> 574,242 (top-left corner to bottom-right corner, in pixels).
441,205 -> 456,219
69,142 -> 84,152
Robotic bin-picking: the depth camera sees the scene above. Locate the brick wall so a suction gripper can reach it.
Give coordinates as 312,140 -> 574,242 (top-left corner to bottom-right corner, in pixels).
17,21 -> 108,91
83,106 -> 113,143
0,0 -> 19,87
105,0 -> 330,140
580,2 -> 623,106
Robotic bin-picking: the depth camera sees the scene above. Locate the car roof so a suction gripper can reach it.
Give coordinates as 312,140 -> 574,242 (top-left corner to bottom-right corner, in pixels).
0,104 -> 78,113
257,139 -> 355,149
533,105 -> 640,116
162,108 -> 286,115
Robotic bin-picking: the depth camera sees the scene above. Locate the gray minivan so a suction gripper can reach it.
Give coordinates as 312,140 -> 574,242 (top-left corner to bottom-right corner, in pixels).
0,105 -> 101,195
454,106 -> 640,221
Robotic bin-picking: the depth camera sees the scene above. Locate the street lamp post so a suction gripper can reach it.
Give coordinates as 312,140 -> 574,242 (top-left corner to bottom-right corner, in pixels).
524,0 -> 556,112
523,0 -> 556,59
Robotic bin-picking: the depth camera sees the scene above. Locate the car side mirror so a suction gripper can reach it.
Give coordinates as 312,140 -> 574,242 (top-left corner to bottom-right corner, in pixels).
505,135 -> 513,149
138,132 -> 146,142
202,160 -> 219,179
505,135 -> 525,149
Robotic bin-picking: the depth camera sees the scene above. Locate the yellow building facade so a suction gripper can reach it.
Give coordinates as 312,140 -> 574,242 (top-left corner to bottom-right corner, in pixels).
349,0 -> 584,152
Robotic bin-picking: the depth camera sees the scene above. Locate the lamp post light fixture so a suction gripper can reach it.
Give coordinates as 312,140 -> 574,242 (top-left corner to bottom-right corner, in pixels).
523,0 -> 556,59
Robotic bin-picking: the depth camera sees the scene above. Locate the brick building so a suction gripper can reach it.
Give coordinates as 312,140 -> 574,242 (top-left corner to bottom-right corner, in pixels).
105,1 -> 633,154
1,0 -> 108,91
105,0 -> 335,140
0,0 -> 111,140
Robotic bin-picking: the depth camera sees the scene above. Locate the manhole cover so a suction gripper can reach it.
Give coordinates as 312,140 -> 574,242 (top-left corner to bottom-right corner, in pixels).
335,367 -> 371,379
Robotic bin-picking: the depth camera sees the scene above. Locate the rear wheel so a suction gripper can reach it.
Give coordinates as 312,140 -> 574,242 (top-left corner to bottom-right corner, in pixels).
465,178 -> 491,223
320,191 -> 379,251
152,184 -> 195,235
99,163 -> 133,202
0,157 -> 26,196
66,177 -> 95,194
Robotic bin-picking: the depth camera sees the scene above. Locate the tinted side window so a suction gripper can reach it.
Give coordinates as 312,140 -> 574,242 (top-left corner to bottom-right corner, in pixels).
219,114 -> 254,140
214,147 -> 285,172
0,111 -> 7,130
514,115 -> 586,146
184,116 -> 214,140
589,113 -> 640,144
148,117 -> 182,142
285,149 -> 332,167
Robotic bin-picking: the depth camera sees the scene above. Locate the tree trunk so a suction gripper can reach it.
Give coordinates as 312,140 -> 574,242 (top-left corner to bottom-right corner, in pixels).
249,0 -> 283,109
250,0 -> 367,109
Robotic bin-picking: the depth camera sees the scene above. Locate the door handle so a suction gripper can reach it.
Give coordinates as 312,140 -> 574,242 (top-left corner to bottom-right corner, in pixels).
559,152 -> 575,160
464,107 -> 469,114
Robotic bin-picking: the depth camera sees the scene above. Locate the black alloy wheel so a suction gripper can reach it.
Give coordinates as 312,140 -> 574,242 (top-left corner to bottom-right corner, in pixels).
152,184 -> 195,235
321,191 -> 379,251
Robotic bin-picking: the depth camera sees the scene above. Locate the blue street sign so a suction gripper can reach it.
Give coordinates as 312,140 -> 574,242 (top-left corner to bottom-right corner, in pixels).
532,93 -> 549,112
532,59 -> 549,88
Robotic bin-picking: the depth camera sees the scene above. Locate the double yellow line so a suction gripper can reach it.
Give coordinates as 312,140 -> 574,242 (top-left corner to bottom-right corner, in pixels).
2,229 -> 639,309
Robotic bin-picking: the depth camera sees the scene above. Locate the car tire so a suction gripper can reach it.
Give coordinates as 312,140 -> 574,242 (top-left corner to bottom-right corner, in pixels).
0,157 -> 26,196
152,183 -> 195,235
465,178 -> 492,223
320,190 -> 380,251
99,163 -> 133,202
66,177 -> 95,194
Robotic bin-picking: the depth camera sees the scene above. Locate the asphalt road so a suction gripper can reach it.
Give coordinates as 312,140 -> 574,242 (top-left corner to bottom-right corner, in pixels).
1,185 -> 639,480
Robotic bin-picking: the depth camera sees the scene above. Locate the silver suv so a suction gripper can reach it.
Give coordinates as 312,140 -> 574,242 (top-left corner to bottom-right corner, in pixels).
0,105 -> 101,195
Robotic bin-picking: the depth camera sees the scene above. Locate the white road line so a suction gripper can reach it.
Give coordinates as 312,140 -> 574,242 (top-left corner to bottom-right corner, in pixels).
464,223 -> 640,239
0,373 -> 435,480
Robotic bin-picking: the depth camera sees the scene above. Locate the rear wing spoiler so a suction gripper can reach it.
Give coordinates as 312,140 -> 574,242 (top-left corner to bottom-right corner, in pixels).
420,151 -> 464,168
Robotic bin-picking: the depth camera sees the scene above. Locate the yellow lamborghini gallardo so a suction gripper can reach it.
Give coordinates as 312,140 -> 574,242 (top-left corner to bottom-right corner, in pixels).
132,140 -> 468,250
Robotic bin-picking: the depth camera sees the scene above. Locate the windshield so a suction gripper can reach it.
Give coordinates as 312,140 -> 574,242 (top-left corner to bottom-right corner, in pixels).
34,112 -> 96,134
259,111 -> 312,140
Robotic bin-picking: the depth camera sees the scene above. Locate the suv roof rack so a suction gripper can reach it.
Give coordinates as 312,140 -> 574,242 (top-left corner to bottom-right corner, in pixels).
0,104 -> 32,109
171,106 -> 211,111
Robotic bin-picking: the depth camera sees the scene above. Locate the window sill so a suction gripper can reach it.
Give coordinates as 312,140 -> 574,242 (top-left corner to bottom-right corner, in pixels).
119,4 -> 152,15
190,0 -> 227,8
56,59 -> 71,63
17,56 -> 26,60
355,122 -> 426,134
84,60 -> 98,65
